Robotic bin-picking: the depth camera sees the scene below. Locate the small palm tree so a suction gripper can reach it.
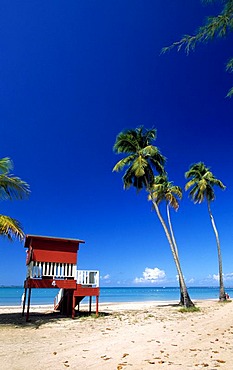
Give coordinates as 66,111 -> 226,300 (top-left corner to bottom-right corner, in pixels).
113,127 -> 194,307
149,174 -> 182,237
149,174 -> 193,305
185,162 -> 226,301
0,157 -> 30,241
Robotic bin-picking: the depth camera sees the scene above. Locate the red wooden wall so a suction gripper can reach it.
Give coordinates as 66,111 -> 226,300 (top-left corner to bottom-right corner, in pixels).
25,235 -> 85,264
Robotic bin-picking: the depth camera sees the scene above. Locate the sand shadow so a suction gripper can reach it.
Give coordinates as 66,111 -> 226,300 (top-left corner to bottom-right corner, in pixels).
156,303 -> 181,308
0,310 -> 110,328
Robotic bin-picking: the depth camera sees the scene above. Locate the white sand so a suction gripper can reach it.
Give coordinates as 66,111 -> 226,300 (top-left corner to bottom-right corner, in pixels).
0,300 -> 232,369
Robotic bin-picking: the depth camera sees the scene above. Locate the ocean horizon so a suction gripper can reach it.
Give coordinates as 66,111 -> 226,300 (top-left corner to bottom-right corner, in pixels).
0,286 -> 232,306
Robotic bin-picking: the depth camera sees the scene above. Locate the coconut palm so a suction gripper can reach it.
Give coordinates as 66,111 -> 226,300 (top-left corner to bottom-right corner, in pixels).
149,174 -> 193,305
0,157 -> 30,241
113,127 -> 194,307
113,127 -> 165,189
185,162 -> 226,301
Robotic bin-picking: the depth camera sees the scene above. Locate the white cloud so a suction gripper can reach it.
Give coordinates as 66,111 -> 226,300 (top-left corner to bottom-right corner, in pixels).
212,274 -> 219,281
187,278 -> 195,284
134,267 -> 166,284
224,273 -> 233,281
208,272 -> 233,282
101,274 -> 110,280
176,274 -> 188,282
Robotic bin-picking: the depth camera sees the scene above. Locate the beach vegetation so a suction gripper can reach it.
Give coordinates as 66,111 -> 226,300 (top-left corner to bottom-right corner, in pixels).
185,162 -> 226,301
145,314 -> 155,319
178,306 -> 200,313
113,127 -> 194,308
162,0 -> 233,97
0,157 -> 30,241
218,299 -> 232,304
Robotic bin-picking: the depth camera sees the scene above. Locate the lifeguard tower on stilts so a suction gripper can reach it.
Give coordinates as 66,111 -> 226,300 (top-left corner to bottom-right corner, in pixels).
22,235 -> 100,321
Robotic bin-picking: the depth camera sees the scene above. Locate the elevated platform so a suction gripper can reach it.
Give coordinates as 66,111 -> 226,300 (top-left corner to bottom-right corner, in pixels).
22,235 -> 100,321
23,270 -> 100,321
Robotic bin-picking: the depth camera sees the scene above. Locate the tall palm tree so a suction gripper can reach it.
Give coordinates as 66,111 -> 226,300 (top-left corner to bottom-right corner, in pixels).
0,157 -> 30,241
113,127 -> 194,307
185,162 -> 226,301
149,174 -> 193,305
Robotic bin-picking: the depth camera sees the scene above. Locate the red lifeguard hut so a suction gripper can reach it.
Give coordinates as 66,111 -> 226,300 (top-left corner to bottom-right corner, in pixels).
22,235 -> 100,321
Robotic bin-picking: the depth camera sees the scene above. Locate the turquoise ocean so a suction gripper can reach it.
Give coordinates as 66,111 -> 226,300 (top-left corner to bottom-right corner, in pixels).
0,286 -> 233,306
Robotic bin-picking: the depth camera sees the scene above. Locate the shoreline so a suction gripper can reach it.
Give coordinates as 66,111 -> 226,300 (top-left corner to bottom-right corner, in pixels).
0,298 -> 217,313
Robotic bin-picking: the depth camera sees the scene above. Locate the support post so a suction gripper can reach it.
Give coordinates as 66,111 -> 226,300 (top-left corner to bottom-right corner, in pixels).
26,288 -> 31,322
67,291 -> 71,316
72,294 -> 76,319
89,296 -> 92,314
22,288 -> 27,317
96,295 -> 99,316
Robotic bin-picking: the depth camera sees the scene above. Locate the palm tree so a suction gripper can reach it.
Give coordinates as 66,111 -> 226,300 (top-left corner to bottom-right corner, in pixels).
113,127 -> 165,190
113,127 -> 194,307
149,174 -> 193,305
185,162 -> 226,301
149,174 -> 182,245
0,157 -> 30,241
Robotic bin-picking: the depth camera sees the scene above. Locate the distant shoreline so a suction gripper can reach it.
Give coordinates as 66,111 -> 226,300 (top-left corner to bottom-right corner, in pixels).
0,286 -> 232,306
0,298 -> 217,312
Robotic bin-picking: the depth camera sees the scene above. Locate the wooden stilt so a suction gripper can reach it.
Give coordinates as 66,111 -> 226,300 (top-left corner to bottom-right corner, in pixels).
66,291 -> 70,316
96,295 -> 99,316
89,296 -> 92,314
72,294 -> 76,319
26,288 -> 31,322
22,288 -> 27,317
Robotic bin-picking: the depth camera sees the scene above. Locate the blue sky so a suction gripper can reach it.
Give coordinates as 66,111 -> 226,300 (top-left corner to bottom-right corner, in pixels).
0,0 -> 232,288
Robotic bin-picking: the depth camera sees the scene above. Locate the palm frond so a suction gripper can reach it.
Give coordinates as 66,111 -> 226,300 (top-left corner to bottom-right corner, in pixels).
214,179 -> 226,189
0,175 -> 30,200
113,131 -> 139,154
131,156 -> 148,177
171,185 -> 182,199
162,0 -> 233,97
226,86 -> 233,97
141,128 -> 157,147
0,157 -> 13,174
0,215 -> 25,241
226,57 -> 233,72
112,155 -> 136,172
184,179 -> 195,191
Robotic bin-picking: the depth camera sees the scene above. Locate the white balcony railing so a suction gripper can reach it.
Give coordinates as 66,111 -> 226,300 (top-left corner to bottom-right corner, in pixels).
76,270 -> 99,287
26,263 -> 100,287
27,261 -> 76,279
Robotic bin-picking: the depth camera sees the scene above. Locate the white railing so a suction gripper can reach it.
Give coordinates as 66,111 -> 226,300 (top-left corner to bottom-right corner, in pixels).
76,270 -> 99,287
27,261 -> 77,279
26,263 -> 100,287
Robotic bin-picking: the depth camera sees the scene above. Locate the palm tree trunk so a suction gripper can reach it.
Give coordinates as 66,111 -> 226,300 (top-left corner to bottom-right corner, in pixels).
207,201 -> 226,301
150,196 -> 194,307
166,203 -> 192,306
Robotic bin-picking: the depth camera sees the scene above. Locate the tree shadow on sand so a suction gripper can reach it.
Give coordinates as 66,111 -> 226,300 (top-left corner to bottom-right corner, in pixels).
156,303 -> 181,308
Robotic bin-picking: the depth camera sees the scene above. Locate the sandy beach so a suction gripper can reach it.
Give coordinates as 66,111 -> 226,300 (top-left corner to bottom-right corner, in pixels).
0,300 -> 232,369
